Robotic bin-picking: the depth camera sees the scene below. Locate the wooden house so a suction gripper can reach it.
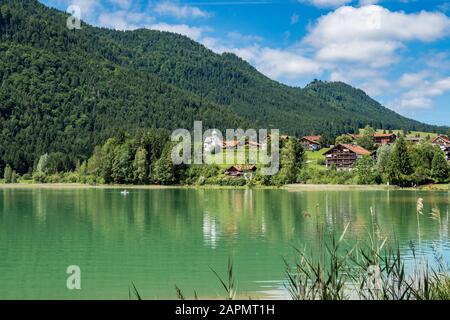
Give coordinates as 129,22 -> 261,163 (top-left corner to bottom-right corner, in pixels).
324,144 -> 373,169
225,164 -> 257,177
348,133 -> 396,146
222,140 -> 241,149
222,140 -> 262,150
299,135 -> 322,151
373,133 -> 397,145
431,135 -> 450,162
405,137 -> 422,145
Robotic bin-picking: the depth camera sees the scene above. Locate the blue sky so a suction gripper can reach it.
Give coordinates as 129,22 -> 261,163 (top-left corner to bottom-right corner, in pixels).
40,0 -> 450,126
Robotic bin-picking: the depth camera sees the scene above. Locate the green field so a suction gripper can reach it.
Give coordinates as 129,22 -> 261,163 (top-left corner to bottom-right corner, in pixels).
204,147 -> 272,168
374,129 -> 438,139
305,148 -> 329,170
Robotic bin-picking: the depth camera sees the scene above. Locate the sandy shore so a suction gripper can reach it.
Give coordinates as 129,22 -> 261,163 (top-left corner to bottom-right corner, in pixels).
283,184 -> 395,191
284,184 -> 449,192
0,183 -> 179,190
0,183 -> 269,190
0,183 -> 447,191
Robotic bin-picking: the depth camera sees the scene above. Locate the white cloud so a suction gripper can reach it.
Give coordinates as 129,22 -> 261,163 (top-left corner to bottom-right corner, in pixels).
301,0 -> 353,8
47,0 -> 101,19
253,48 -> 323,78
304,5 -> 450,66
330,68 -> 392,97
398,71 -> 429,88
291,13 -> 300,25
315,40 -> 402,67
399,76 -> 450,109
154,2 -> 211,19
204,43 -> 322,79
400,97 -> 433,109
149,23 -> 207,41
226,32 -> 263,43
97,11 -> 154,30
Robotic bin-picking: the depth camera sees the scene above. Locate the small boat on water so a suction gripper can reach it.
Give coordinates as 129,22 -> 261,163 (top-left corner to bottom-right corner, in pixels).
120,190 -> 130,196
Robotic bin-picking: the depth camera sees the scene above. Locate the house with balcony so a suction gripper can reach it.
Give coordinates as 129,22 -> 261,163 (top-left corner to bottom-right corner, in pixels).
324,144 -> 373,169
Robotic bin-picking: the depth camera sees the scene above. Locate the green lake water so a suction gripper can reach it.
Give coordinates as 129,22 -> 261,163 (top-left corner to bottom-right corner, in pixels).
0,188 -> 449,299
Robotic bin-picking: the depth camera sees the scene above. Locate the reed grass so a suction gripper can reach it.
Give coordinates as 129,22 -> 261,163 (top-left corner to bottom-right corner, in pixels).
129,198 -> 449,300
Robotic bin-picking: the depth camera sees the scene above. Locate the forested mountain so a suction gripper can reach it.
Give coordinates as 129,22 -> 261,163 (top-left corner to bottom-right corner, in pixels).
0,0 -> 447,173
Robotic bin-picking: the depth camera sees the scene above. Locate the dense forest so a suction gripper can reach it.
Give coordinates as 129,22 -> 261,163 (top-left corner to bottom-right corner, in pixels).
0,0 -> 448,175
3,127 -> 447,187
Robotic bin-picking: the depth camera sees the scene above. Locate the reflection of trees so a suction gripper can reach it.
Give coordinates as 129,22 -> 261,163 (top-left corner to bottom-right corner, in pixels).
1,188 -> 449,299
2,188 -> 447,247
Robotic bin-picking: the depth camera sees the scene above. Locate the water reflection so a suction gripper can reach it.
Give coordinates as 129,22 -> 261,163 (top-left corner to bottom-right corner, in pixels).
203,214 -> 220,249
0,188 -> 449,299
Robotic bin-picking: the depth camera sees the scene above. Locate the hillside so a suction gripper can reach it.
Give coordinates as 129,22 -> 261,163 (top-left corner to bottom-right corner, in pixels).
0,0 -> 447,173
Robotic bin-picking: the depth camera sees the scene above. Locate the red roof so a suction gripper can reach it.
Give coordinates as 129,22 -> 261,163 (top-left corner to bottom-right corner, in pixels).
246,141 -> 261,147
349,133 -> 395,139
325,144 -> 372,156
222,140 -> 240,148
373,133 -> 396,138
341,144 -> 372,155
432,135 -> 450,144
301,135 -> 321,143
226,164 -> 256,172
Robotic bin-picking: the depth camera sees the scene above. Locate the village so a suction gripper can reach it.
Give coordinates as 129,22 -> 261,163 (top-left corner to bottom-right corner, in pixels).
219,130 -> 450,177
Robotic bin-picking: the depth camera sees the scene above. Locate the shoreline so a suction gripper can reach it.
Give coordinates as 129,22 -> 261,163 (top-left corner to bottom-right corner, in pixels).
0,182 -> 447,191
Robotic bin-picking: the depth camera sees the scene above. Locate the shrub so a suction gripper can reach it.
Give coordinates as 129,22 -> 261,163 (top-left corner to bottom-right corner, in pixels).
32,172 -> 47,183
20,173 -> 32,181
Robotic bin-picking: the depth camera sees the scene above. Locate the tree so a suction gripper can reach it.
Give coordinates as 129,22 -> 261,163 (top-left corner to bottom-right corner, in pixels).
354,155 -> 377,184
47,152 -> 71,174
318,134 -> 334,148
356,125 -> 376,151
409,142 -> 439,170
133,147 -> 148,184
376,144 -> 392,176
274,139 -> 305,184
151,143 -> 176,185
36,154 -> 49,173
3,164 -> 12,183
98,138 -> 118,184
111,142 -> 134,184
385,137 -> 413,187
335,134 -> 353,145
431,152 -> 449,183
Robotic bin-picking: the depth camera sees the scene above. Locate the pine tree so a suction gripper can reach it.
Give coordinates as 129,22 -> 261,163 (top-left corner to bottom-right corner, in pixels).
151,143 -> 176,185
386,136 -> 413,187
431,152 -> 449,183
274,139 -> 304,184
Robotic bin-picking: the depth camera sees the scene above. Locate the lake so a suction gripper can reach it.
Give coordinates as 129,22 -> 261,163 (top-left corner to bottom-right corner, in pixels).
0,187 -> 449,299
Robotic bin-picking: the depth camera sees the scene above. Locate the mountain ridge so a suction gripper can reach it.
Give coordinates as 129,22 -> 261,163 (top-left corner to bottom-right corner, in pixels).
0,0 -> 447,173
